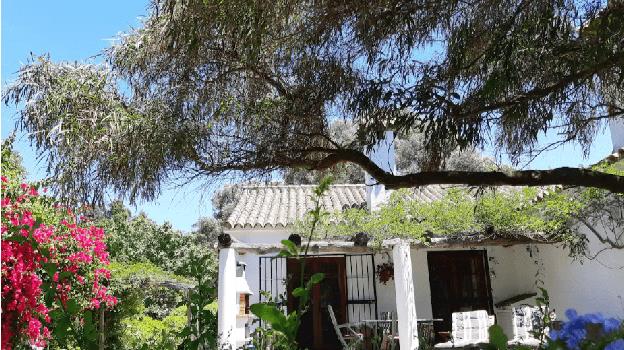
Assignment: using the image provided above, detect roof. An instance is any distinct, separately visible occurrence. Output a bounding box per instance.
[226,184,367,229]
[225,183,505,229]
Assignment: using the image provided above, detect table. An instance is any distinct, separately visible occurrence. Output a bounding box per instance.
[416,320,443,347]
[360,318,443,323]
[359,319,443,347]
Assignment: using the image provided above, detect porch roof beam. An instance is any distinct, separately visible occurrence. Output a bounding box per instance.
[231,241,377,254]
[229,237,551,254]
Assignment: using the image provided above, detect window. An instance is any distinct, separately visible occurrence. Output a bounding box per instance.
[239,294,250,315]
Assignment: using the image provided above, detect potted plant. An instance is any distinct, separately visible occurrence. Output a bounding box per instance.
[376,262,394,285]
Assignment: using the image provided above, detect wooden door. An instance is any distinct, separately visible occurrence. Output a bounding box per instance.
[287,257,348,350]
[427,250,493,340]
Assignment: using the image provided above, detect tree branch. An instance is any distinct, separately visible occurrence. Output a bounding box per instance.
[312,149,624,193]
[456,51,624,119]
[575,216,624,250]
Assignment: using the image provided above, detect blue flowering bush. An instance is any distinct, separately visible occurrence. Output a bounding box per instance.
[488,308,623,350]
[547,309,624,350]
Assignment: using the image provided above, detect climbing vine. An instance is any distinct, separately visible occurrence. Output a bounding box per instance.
[314,187,580,246]
[309,156,624,259]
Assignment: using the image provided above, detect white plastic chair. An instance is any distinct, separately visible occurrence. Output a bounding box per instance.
[327,305,363,349]
[507,304,544,347]
[434,310,494,348]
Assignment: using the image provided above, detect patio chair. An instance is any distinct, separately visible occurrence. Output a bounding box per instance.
[434,310,494,349]
[380,314,399,350]
[507,304,544,347]
[327,305,364,349]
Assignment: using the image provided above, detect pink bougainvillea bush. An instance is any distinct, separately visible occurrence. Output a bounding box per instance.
[1,175,117,350]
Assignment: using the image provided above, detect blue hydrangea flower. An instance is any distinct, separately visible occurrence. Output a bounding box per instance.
[603,318,622,333]
[605,339,624,350]
[549,309,623,350]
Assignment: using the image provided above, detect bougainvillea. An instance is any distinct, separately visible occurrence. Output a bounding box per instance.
[1,175,117,349]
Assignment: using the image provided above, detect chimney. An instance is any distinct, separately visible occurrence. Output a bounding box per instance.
[364,131,396,211]
[609,118,624,152]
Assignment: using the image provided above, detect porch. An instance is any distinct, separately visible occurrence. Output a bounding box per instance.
[218,235,547,350]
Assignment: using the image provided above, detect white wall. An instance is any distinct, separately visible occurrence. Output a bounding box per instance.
[372,252,397,317]
[410,249,434,318]
[228,228,291,244]
[540,225,624,318]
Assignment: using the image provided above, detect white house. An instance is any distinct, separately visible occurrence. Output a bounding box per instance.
[217,128,624,350]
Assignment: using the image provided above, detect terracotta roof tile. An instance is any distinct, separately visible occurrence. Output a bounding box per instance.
[226,184,366,229]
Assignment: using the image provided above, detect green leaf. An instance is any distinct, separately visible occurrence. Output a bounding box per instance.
[53,316,70,339]
[84,310,93,325]
[291,287,307,298]
[281,239,299,255]
[43,262,57,277]
[250,303,287,327]
[58,271,73,281]
[308,273,324,285]
[44,287,56,305]
[38,246,51,258]
[277,250,293,258]
[315,176,333,196]
[66,298,80,314]
[488,325,508,350]
[284,312,302,339]
[539,287,549,300]
[49,309,64,320]
[178,327,192,338]
[4,235,26,244]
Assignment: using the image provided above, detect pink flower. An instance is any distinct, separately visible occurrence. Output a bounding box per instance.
[2,173,116,349]
[67,251,93,264]
[20,212,35,228]
[90,298,101,309]
[105,295,118,307]
[27,317,42,342]
[95,268,111,279]
[1,197,11,207]
[33,226,54,243]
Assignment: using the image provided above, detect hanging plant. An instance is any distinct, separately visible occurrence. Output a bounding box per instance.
[376,262,394,285]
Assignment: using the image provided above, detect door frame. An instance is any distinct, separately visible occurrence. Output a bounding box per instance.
[427,249,494,337]
[287,256,348,350]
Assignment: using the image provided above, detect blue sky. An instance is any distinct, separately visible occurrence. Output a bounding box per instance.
[1,1,216,232]
[1,1,617,232]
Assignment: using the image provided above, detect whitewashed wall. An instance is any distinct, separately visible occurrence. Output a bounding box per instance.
[373,252,397,317]
[539,224,624,318]
[230,228,291,244]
